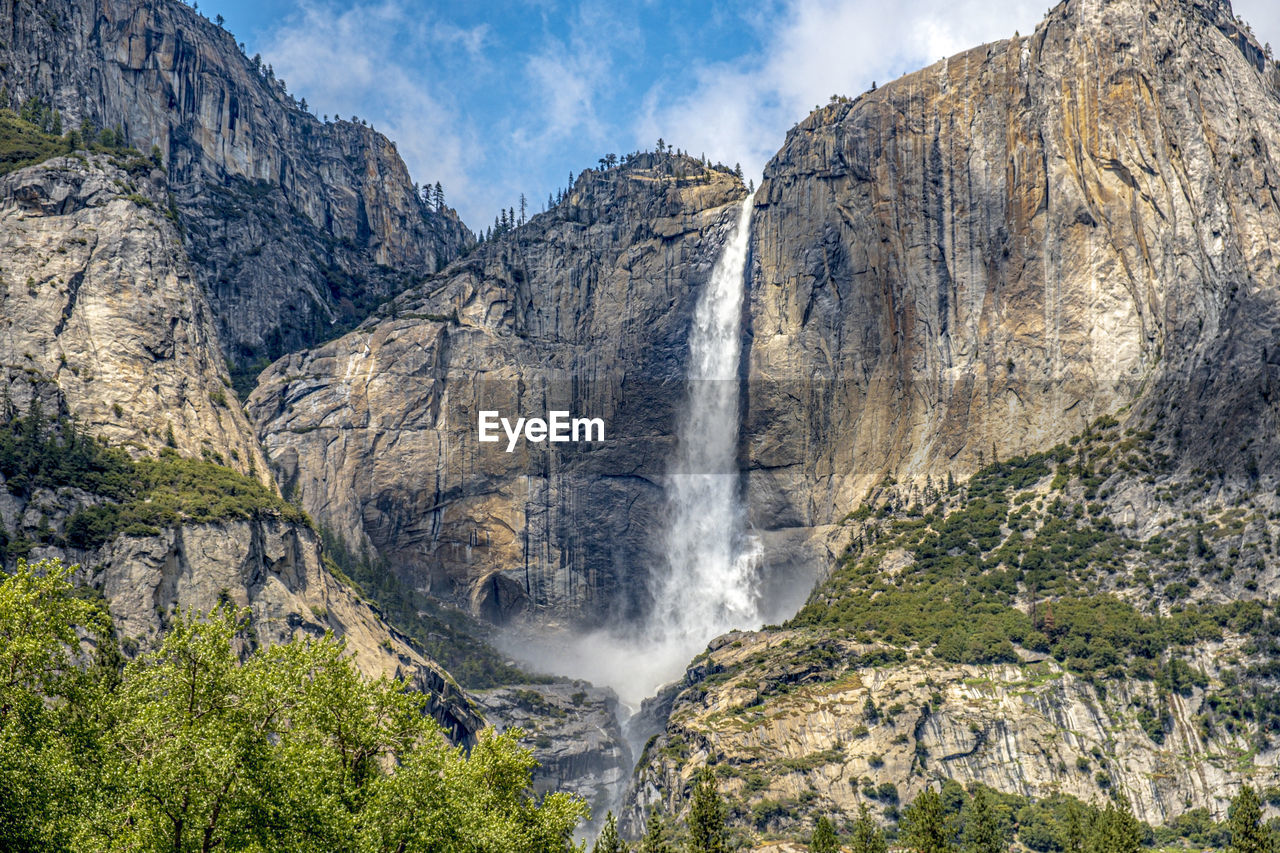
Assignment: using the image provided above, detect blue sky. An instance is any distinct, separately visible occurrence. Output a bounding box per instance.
[204,0,1280,231]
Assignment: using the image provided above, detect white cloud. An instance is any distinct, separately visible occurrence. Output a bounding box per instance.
[260,0,484,221]
[635,0,1044,184]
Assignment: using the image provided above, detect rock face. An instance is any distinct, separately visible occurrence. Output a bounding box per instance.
[622,629,1269,834]
[0,153,481,745]
[88,518,484,743]
[249,0,1280,630]
[744,0,1280,555]
[474,682,632,834]
[0,153,266,482]
[250,155,747,621]
[0,0,472,374]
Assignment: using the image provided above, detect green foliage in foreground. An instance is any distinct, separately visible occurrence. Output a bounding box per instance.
[0,406,305,555]
[0,405,527,691]
[0,558,586,853]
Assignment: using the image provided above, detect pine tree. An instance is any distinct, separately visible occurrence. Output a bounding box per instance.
[1086,796,1141,853]
[434,181,444,210]
[850,803,887,853]
[962,787,1001,853]
[687,767,727,853]
[903,786,955,853]
[1063,799,1085,853]
[640,810,669,853]
[639,810,669,853]
[811,815,838,853]
[1228,786,1274,853]
[594,811,626,853]
[519,193,527,225]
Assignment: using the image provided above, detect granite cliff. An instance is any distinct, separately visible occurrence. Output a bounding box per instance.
[0,145,481,745]
[0,0,471,383]
[250,154,748,622]
[625,0,1280,836]
[744,0,1280,558]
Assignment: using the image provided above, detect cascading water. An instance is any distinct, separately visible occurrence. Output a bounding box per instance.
[650,193,762,655]
[491,192,763,840]
[495,193,765,710]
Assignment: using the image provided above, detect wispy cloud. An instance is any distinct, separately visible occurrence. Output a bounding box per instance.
[260,0,484,219]
[635,0,1043,183]
[244,0,1280,233]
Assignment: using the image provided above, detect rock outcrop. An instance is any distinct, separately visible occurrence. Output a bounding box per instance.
[744,0,1280,546]
[0,0,472,375]
[474,682,632,834]
[622,629,1269,834]
[0,151,481,745]
[250,155,748,621]
[0,153,266,481]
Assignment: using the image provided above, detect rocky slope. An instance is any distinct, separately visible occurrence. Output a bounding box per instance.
[0,150,481,744]
[625,418,1280,835]
[0,0,471,379]
[475,682,632,835]
[250,154,748,622]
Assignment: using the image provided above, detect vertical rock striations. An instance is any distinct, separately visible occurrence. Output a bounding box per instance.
[745,0,1280,550]
[0,0,472,376]
[250,155,748,622]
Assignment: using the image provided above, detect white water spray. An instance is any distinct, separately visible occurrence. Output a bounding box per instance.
[651,194,762,647]
[493,194,763,710]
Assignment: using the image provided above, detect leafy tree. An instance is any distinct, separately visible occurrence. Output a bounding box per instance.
[903,786,955,853]
[0,558,106,851]
[810,815,838,853]
[1229,786,1274,853]
[0,564,586,853]
[687,767,726,853]
[850,802,887,853]
[963,786,1003,853]
[594,811,626,853]
[639,809,669,853]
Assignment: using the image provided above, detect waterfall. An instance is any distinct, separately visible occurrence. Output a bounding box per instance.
[491,193,763,711]
[652,193,762,645]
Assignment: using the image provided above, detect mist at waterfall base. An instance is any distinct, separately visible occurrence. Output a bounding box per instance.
[494,196,765,711]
